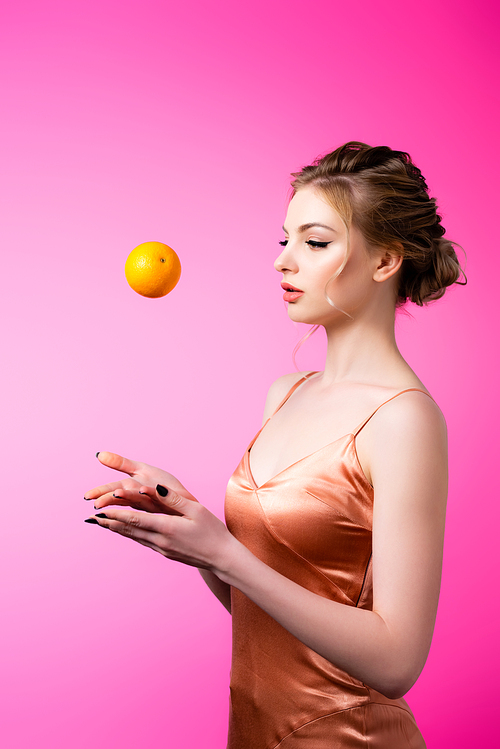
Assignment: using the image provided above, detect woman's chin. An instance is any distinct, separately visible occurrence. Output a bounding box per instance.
[287,304,351,327]
[287,307,322,325]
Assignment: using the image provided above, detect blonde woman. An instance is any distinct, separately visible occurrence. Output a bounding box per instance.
[85,142,465,748]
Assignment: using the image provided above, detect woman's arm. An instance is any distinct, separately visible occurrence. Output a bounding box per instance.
[88,392,447,700]
[198,569,231,613]
[214,391,448,699]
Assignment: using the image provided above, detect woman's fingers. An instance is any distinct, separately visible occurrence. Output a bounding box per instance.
[84,480,129,502]
[88,451,199,505]
[85,493,231,571]
[93,508,159,533]
[95,451,143,477]
[117,484,191,516]
[133,486,184,515]
[85,478,143,505]
[153,484,195,516]
[91,484,190,515]
[87,509,174,554]
[86,511,204,568]
[92,487,151,512]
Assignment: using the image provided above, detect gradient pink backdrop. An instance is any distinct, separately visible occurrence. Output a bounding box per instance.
[1,1,498,746]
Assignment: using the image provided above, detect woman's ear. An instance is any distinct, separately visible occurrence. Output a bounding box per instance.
[373,247,403,283]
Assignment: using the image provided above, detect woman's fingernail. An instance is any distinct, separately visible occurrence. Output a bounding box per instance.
[95,513,108,519]
[156,484,168,497]
[84,518,99,524]
[112,493,122,499]
[138,491,147,495]
[96,452,100,458]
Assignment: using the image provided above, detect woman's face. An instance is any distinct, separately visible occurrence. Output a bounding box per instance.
[275,186,377,326]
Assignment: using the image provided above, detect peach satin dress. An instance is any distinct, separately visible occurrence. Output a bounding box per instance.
[224,371,430,748]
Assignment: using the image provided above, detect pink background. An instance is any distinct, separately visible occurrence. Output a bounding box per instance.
[1,1,498,746]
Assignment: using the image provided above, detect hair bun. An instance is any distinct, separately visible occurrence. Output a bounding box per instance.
[403,237,467,306]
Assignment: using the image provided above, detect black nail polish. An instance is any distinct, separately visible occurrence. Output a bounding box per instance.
[138,491,147,495]
[96,452,100,458]
[156,484,168,497]
[95,513,108,519]
[84,518,99,524]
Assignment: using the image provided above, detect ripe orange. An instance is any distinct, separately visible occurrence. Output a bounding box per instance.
[125,241,181,298]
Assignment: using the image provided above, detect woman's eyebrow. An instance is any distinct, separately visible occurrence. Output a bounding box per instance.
[282,222,338,234]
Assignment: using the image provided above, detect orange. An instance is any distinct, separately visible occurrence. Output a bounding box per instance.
[125,241,181,298]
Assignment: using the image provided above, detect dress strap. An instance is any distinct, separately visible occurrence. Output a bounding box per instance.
[271,371,321,418]
[352,388,435,437]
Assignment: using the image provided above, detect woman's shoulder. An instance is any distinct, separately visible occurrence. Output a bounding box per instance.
[359,384,448,464]
[378,386,446,432]
[355,369,445,432]
[260,370,318,423]
[355,385,448,490]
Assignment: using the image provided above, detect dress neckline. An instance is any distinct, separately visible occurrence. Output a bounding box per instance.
[246,373,434,491]
[246,428,356,491]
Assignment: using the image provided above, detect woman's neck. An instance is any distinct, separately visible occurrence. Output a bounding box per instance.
[320,306,406,387]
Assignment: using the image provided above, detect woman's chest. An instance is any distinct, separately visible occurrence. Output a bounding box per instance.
[248,394,375,489]
[226,434,374,604]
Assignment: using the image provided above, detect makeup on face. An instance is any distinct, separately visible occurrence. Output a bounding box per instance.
[275,193,346,304]
[275,188,377,322]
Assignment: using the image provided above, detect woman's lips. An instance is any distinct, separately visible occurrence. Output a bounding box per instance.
[281,281,303,302]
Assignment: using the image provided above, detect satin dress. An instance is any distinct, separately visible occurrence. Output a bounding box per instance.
[224,371,431,748]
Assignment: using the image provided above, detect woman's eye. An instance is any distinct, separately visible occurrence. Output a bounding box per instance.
[278,239,331,248]
[306,240,331,248]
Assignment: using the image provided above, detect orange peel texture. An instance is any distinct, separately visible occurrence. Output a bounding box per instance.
[125,241,181,298]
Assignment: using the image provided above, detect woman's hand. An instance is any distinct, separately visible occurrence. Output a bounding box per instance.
[84,452,236,572]
[84,451,198,513]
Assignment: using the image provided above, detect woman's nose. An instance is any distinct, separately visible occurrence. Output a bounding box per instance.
[274,242,297,273]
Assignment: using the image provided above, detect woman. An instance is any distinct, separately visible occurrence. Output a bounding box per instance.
[84,142,466,748]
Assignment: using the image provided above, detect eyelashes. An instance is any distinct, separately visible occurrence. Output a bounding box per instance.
[278,240,331,248]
